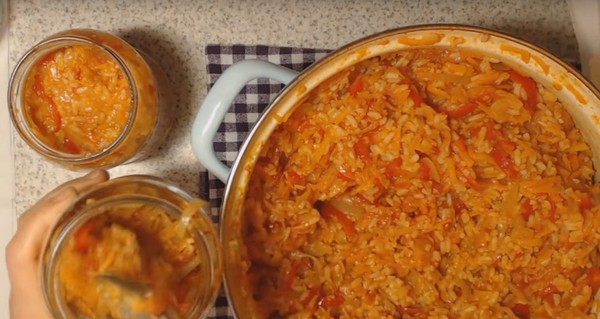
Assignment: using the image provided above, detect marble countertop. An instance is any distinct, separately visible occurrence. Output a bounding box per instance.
[1,0,580,315]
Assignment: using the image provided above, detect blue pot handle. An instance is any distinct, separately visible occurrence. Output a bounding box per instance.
[191,59,298,183]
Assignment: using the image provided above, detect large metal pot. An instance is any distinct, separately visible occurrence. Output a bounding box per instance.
[191,25,600,317]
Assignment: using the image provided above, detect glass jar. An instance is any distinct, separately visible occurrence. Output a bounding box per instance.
[8,29,173,169]
[42,175,222,319]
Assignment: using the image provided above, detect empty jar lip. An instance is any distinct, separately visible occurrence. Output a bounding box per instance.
[8,33,139,163]
[42,175,222,319]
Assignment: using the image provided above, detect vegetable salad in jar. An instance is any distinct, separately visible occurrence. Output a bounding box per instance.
[9,29,173,169]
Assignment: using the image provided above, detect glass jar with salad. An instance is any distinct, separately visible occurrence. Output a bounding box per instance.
[42,175,222,319]
[8,29,173,169]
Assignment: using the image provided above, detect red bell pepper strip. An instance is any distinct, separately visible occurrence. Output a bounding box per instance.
[294,118,312,132]
[320,201,358,237]
[354,134,374,161]
[63,137,80,154]
[460,169,481,190]
[421,163,431,180]
[48,99,62,132]
[521,198,534,221]
[510,303,530,319]
[535,283,560,300]
[579,194,593,210]
[587,267,600,292]
[385,157,404,179]
[348,74,365,96]
[338,165,356,182]
[490,143,519,179]
[451,193,468,215]
[444,102,478,119]
[318,289,345,308]
[454,135,468,153]
[509,70,538,114]
[409,84,422,108]
[279,265,297,293]
[34,74,45,97]
[40,52,56,66]
[287,169,306,185]
[302,286,321,307]
[74,220,99,254]
[34,73,62,132]
[536,192,558,222]
[398,305,426,317]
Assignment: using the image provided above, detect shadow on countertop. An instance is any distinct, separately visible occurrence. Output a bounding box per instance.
[114,27,208,195]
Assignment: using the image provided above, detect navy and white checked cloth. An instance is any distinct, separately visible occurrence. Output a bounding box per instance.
[201,44,329,318]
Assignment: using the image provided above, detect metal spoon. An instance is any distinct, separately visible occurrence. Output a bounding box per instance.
[95,273,179,319]
[95,273,151,297]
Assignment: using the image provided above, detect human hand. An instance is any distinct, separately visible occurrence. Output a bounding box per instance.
[6,170,109,319]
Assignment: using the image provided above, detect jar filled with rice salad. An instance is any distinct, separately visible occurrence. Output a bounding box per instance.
[42,175,222,319]
[8,29,173,169]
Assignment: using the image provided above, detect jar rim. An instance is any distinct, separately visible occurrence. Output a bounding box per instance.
[8,32,139,163]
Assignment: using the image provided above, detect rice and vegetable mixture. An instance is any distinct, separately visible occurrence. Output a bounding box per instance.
[59,204,205,318]
[243,48,600,318]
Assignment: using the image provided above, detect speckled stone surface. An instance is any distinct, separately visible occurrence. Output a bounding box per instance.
[8,0,578,214]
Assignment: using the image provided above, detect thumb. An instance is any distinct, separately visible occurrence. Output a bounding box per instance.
[7,170,109,265]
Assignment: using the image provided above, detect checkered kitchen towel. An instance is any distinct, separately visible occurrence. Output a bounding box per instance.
[201,45,330,318]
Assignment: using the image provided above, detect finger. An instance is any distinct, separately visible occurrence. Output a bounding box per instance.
[7,187,79,267]
[8,170,109,263]
[44,169,109,202]
[20,170,109,225]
